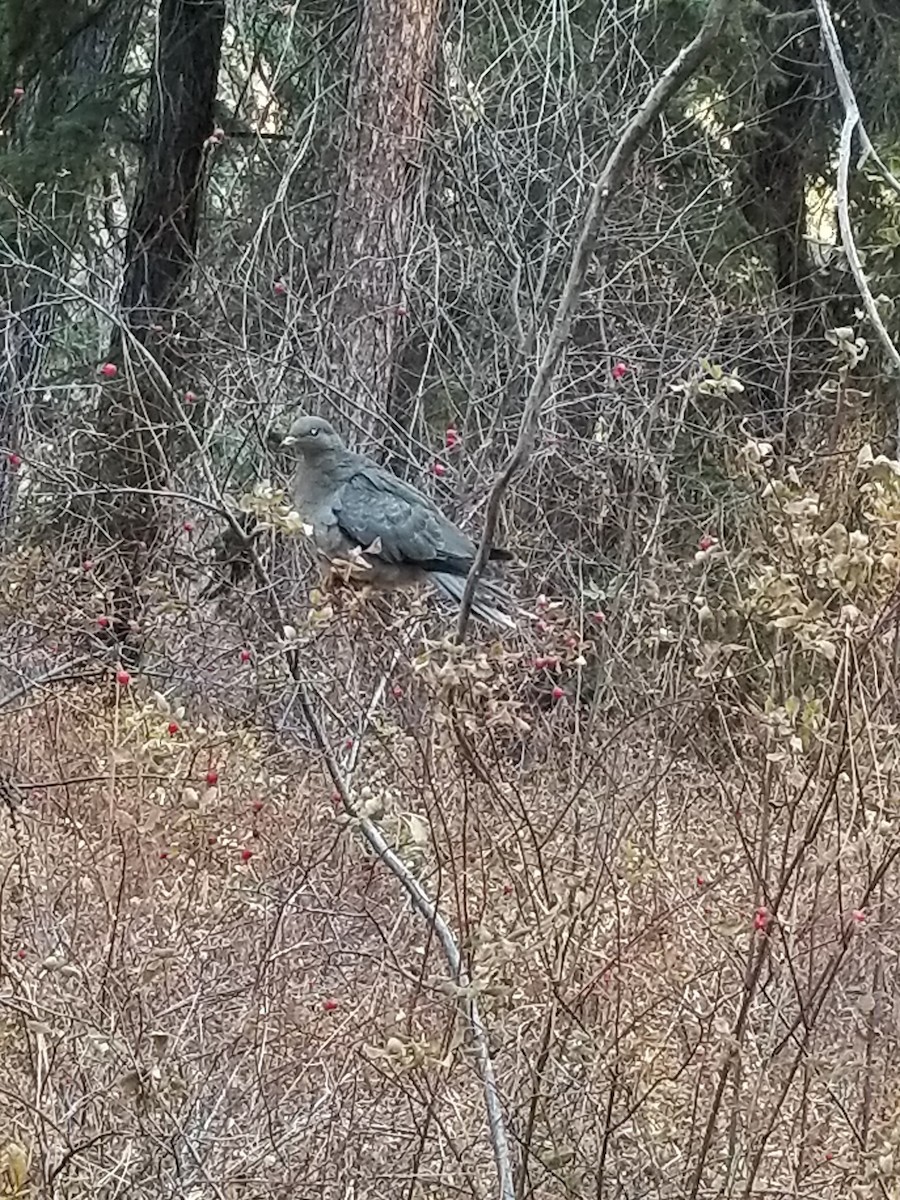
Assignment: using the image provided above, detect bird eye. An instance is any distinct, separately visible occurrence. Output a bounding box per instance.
[310,428,319,437]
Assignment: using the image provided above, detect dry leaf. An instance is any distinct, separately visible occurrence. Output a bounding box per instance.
[407,814,430,847]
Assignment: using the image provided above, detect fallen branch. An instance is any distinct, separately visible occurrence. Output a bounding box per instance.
[456,0,733,640]
[812,0,900,432]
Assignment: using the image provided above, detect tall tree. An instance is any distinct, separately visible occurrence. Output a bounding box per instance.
[733,2,821,311]
[96,0,225,636]
[314,0,443,440]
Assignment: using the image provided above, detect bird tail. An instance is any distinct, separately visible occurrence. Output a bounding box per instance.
[429,571,517,630]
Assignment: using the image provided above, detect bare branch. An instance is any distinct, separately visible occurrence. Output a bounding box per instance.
[175,375,518,1200]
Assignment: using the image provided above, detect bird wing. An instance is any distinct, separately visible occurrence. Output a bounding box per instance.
[333,464,475,574]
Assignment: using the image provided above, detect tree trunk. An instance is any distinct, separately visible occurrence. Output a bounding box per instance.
[316,0,443,442]
[736,1,820,307]
[114,0,225,346]
[95,0,225,644]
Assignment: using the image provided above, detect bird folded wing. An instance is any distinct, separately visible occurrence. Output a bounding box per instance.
[334,470,468,570]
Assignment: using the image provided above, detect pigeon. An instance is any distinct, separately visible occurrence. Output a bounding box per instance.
[282,414,515,628]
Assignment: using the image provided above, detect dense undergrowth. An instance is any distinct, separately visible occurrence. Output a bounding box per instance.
[3,333,900,1199]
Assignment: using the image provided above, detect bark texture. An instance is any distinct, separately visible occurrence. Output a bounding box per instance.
[96,0,225,651]
[318,0,442,441]
[98,0,224,534]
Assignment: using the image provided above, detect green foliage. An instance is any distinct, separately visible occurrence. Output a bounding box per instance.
[1,0,89,88]
[0,3,127,242]
[2,89,124,197]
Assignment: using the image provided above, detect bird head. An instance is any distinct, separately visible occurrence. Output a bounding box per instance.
[281,414,344,458]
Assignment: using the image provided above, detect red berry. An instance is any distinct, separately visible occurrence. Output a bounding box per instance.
[207,835,217,845]
[252,800,263,813]
[206,769,218,786]
[698,534,715,551]
[82,559,94,572]
[115,669,131,687]
[167,721,179,735]
[396,305,408,317]
[852,909,865,923]
[15,948,25,959]
[241,848,253,862]
[331,790,342,805]
[159,850,169,860]
[182,520,194,533]
[391,685,403,699]
[99,362,117,379]
[184,390,197,404]
[433,462,447,477]
[612,361,628,380]
[551,685,565,701]
[591,610,606,625]
[239,648,251,663]
[12,86,24,100]
[753,906,769,931]
[824,1152,833,1162]
[323,998,339,1012]
[273,280,287,296]
[97,615,110,628]
[445,427,459,450]
[8,452,21,469]
[696,875,705,888]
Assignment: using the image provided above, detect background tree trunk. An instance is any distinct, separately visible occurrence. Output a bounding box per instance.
[315,0,443,443]
[735,1,820,313]
[95,0,225,646]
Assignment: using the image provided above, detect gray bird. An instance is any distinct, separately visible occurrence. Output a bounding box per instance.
[282,414,515,628]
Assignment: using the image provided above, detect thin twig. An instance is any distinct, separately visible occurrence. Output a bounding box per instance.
[171,358,517,1199]
[455,0,733,641]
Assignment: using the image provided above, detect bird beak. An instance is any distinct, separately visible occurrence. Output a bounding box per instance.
[281,434,297,447]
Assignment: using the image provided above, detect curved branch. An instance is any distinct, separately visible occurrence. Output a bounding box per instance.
[455,0,733,640]
[812,0,900,431]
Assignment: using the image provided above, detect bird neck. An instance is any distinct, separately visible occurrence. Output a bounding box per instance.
[295,448,345,503]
